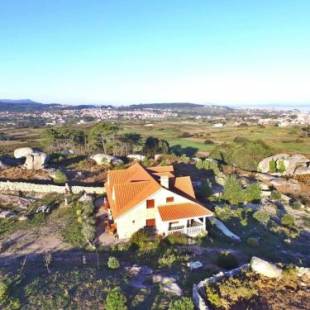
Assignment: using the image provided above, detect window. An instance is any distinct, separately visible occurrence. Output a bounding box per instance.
[166,196,174,203]
[146,199,155,208]
[146,218,156,227]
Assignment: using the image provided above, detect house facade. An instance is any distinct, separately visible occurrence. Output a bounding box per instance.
[106,162,213,239]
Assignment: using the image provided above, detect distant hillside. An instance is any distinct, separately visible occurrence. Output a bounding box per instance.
[0,99,62,112]
[128,102,204,110]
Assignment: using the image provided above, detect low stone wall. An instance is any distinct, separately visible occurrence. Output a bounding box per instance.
[0,181,105,195]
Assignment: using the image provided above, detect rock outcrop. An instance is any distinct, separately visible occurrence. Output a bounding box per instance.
[24,152,47,170]
[90,154,115,165]
[14,147,34,159]
[14,147,47,170]
[258,154,310,176]
[250,256,282,278]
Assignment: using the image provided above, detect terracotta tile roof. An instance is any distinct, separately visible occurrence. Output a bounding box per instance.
[158,203,213,221]
[153,171,175,178]
[147,165,174,173]
[173,176,196,199]
[107,163,161,218]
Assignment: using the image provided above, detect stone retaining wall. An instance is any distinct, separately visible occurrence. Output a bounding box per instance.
[0,181,105,195]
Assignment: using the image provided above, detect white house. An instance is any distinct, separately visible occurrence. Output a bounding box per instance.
[105,163,213,239]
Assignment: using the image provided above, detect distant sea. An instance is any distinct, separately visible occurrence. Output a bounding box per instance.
[229,104,310,112]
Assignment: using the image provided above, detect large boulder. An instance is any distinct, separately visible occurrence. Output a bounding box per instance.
[90,153,115,165]
[258,154,310,176]
[24,152,47,170]
[250,257,282,278]
[14,147,34,159]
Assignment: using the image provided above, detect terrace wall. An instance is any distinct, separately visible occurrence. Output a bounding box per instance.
[0,181,105,195]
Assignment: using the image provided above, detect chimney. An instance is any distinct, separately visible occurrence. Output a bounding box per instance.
[160,175,169,188]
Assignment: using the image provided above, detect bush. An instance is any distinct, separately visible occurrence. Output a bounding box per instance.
[105,288,127,310]
[168,297,194,310]
[165,233,188,245]
[53,169,68,184]
[158,249,177,267]
[130,228,160,252]
[291,201,301,210]
[243,183,261,202]
[246,237,259,247]
[270,190,281,200]
[281,214,295,228]
[277,160,286,173]
[253,210,270,225]
[217,251,238,269]
[107,256,120,269]
[0,281,9,301]
[269,159,277,173]
[222,175,244,205]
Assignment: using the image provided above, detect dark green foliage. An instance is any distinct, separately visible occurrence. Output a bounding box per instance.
[107,256,120,270]
[168,297,194,310]
[281,214,295,228]
[200,179,213,197]
[246,237,259,247]
[217,251,238,269]
[291,201,301,210]
[210,138,273,171]
[165,233,188,245]
[88,122,119,154]
[105,288,127,310]
[142,136,170,157]
[222,176,261,205]
[130,228,160,252]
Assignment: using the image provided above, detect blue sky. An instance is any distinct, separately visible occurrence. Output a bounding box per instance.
[0,0,309,105]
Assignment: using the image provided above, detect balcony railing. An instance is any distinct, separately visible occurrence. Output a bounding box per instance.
[167,223,205,237]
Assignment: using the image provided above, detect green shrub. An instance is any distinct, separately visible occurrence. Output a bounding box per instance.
[107,256,120,269]
[291,201,301,210]
[53,169,68,184]
[165,233,188,245]
[281,214,295,228]
[130,228,160,252]
[222,175,244,205]
[277,160,286,173]
[168,297,194,310]
[246,237,259,247]
[158,249,177,267]
[217,251,238,269]
[253,210,270,225]
[243,183,261,202]
[270,190,281,200]
[0,281,9,301]
[269,159,277,173]
[105,288,127,310]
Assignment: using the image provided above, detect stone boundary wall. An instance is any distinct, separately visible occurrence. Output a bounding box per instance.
[0,181,105,195]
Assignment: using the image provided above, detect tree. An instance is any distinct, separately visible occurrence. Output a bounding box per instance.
[88,122,119,154]
[222,175,244,205]
[105,288,127,310]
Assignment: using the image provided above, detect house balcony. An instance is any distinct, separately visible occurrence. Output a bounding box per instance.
[167,219,205,237]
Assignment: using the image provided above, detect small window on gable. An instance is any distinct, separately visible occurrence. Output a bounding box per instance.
[166,196,174,203]
[146,199,155,208]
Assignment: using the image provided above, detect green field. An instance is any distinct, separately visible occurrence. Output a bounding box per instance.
[1,121,309,156]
